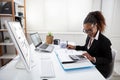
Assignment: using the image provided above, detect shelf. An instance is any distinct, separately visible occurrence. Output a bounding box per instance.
[0,0,26,66]
[0,53,16,59]
[0,29,8,32]
[0,14,25,19]
[18,5,24,8]
[15,16,25,19]
[0,0,11,2]
[0,42,14,45]
[0,14,13,17]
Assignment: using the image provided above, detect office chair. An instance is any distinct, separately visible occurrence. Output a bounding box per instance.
[106,49,116,80]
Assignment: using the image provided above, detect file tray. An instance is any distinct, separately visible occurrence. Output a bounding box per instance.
[55,50,95,71]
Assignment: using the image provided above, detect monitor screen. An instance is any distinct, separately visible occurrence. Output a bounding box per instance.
[5,21,31,72]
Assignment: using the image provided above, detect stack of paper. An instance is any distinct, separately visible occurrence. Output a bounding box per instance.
[55,49,95,71]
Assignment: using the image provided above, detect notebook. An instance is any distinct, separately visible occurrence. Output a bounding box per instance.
[30,32,54,52]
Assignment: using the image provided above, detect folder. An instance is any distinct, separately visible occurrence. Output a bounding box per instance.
[55,49,95,71]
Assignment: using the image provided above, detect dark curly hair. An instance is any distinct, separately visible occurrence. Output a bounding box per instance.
[83,11,106,32]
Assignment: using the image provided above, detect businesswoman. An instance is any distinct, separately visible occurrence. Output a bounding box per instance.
[67,11,112,78]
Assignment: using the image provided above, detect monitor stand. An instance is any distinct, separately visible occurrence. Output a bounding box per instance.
[15,59,26,69]
[15,57,36,71]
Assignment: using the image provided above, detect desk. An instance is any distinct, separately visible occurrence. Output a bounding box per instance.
[0,44,106,80]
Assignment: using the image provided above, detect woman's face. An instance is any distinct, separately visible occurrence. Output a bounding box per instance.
[83,23,98,37]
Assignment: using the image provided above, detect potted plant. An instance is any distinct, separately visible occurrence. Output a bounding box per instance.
[46,32,54,44]
[4,37,10,43]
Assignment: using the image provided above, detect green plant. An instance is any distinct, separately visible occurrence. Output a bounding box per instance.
[46,32,54,44]
[4,37,10,40]
[4,37,10,43]
[47,32,53,36]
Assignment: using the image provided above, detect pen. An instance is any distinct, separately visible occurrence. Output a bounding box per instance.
[62,61,76,64]
[66,41,68,47]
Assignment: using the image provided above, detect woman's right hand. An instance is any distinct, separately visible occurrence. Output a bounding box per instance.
[67,44,76,49]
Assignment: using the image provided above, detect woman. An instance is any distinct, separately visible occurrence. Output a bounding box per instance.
[67,11,112,78]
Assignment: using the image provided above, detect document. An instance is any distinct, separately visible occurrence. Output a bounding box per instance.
[55,49,94,71]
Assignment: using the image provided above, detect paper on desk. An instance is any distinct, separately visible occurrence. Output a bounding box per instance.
[55,49,83,62]
[56,51,73,62]
[55,49,95,70]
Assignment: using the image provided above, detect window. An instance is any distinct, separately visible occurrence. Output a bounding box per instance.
[26,0,95,32]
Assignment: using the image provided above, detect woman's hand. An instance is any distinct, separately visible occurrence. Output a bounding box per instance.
[82,53,96,63]
[67,44,76,49]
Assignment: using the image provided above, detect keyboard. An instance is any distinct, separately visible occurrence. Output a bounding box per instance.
[40,60,55,78]
[40,43,48,49]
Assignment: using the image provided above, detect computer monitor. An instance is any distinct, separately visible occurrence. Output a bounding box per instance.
[5,21,31,72]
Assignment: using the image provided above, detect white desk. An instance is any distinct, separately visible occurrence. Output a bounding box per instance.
[0,44,106,80]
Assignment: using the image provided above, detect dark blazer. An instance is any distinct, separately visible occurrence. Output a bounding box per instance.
[75,33,112,78]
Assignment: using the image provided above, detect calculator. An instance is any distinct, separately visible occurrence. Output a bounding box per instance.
[69,55,86,61]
